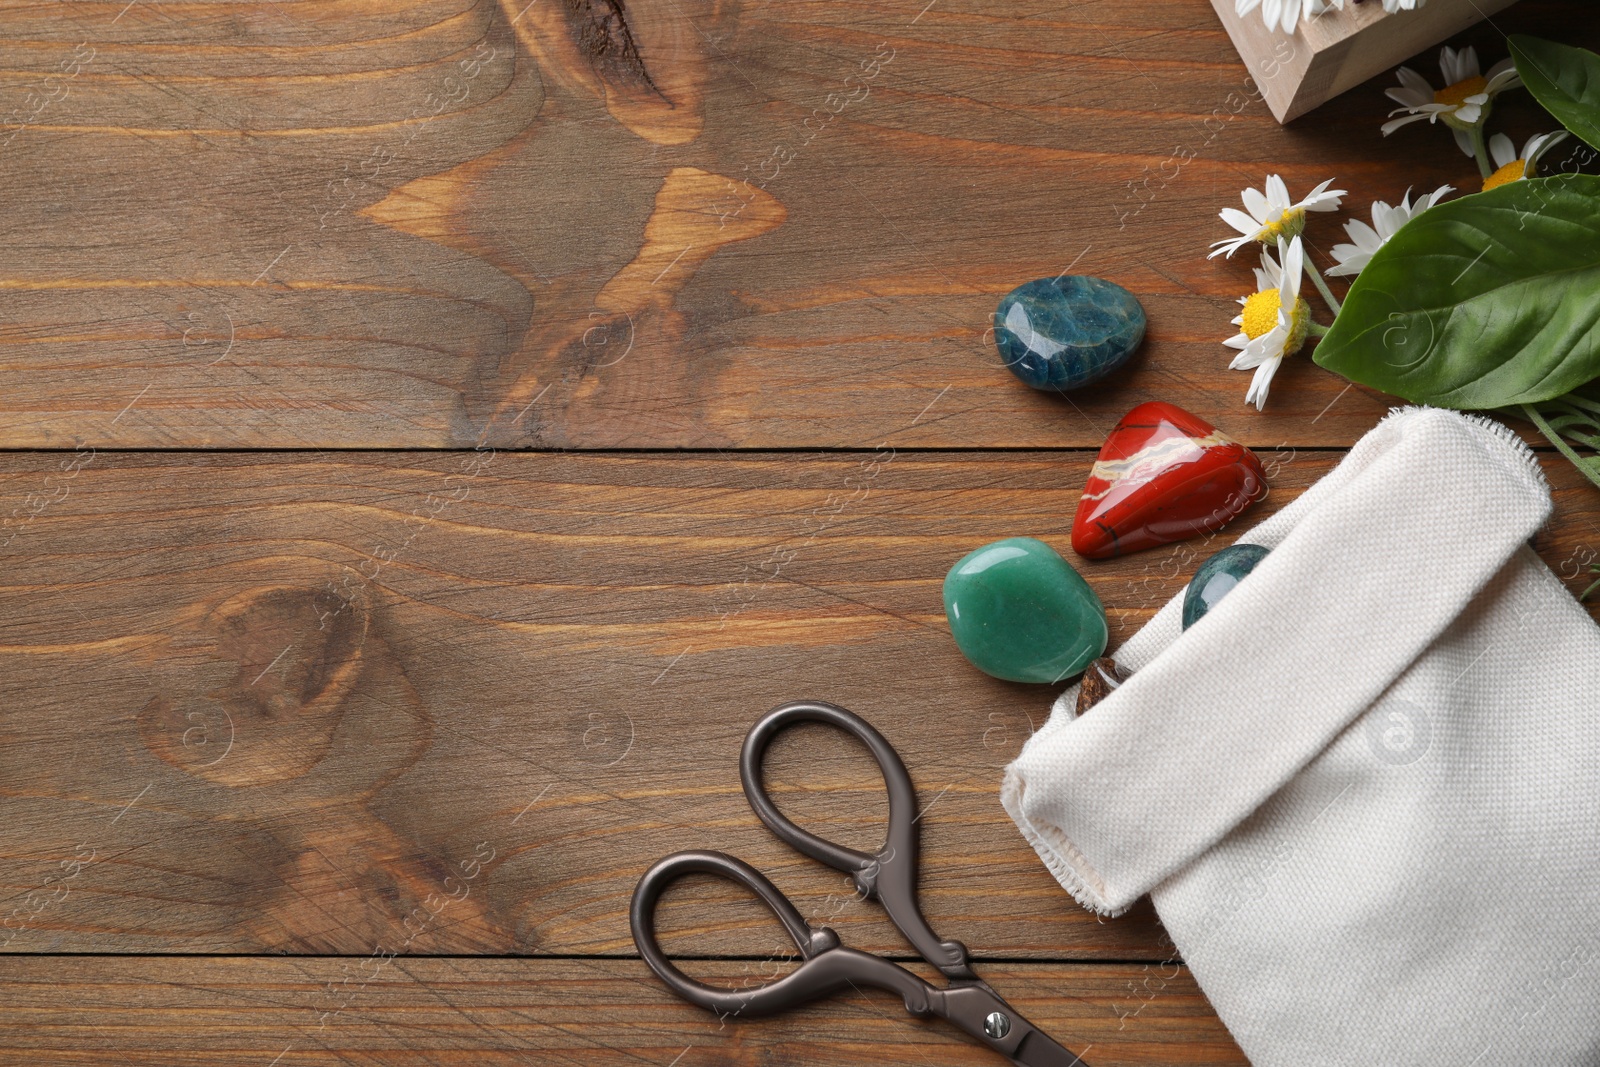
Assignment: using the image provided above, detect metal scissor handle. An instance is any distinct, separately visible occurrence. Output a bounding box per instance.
[630,850,940,1018]
[631,851,1092,1066]
[739,700,974,979]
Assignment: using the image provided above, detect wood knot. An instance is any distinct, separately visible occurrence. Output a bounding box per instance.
[138,582,369,787]
[562,0,663,95]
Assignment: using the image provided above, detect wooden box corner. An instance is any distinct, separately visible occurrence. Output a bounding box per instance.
[1209,0,1523,123]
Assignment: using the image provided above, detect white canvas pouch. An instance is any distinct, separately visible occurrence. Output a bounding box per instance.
[1001,407,1600,1066]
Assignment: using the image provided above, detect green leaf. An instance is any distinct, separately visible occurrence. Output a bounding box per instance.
[1313,175,1600,408]
[1510,35,1600,152]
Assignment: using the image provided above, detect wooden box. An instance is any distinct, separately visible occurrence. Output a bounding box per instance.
[1209,0,1523,123]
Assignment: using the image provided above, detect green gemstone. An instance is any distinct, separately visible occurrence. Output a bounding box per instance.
[1182,543,1270,630]
[943,537,1108,684]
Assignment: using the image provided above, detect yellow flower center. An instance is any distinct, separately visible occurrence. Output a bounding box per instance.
[1255,208,1304,243]
[1240,290,1282,340]
[1434,75,1487,109]
[1240,290,1312,355]
[1482,158,1528,192]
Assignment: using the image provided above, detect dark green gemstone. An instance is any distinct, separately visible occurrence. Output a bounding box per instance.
[1182,543,1270,630]
[943,537,1108,684]
[994,276,1146,392]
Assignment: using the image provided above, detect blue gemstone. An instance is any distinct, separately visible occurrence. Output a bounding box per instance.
[1182,543,1270,630]
[994,276,1146,392]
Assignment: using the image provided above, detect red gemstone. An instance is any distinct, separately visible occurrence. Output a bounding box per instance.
[1071,402,1267,559]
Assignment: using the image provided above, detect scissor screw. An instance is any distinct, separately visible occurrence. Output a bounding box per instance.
[984,1011,1010,1039]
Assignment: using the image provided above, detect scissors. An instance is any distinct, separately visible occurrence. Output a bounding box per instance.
[631,700,1091,1067]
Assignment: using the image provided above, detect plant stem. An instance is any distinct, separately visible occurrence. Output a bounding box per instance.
[1469,124,1493,180]
[1303,259,1342,317]
[1520,402,1600,493]
[1306,320,1329,337]
[1557,391,1600,419]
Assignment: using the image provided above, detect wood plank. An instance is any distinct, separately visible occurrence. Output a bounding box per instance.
[0,956,1247,1065]
[0,0,1592,448]
[2,449,1596,958]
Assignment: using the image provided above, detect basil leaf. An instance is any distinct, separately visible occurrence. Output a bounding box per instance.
[1510,35,1600,151]
[1313,175,1600,408]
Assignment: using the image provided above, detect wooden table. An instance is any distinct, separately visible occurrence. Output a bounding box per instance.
[1,1,1595,1062]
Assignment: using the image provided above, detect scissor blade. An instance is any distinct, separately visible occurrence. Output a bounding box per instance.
[1010,1029,1091,1067]
[938,985,1090,1067]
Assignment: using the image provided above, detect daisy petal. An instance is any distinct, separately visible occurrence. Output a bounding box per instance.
[1208,234,1254,259]
[1240,186,1270,222]
[1381,112,1432,135]
[1385,87,1434,109]
[1488,132,1515,169]
[1528,130,1569,170]
[1439,46,1460,85]
[1244,357,1282,410]
[1395,67,1434,96]
[1342,218,1381,249]
[1220,206,1262,236]
[1280,236,1303,303]
[1264,174,1290,211]
[1229,344,1269,370]
[1387,101,1450,116]
[1487,69,1522,94]
[1259,245,1283,288]
[1325,247,1369,277]
[1373,201,1401,238]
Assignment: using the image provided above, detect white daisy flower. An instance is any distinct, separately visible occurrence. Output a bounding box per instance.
[1483,130,1570,191]
[1208,175,1345,259]
[1326,184,1453,277]
[1223,236,1311,410]
[1234,0,1343,34]
[1382,46,1521,156]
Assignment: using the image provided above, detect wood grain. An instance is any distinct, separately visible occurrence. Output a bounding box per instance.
[0,0,1592,448]
[0,956,1247,1065]
[2,450,1596,960]
[4,0,1599,1052]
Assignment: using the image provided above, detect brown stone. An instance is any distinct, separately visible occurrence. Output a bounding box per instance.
[1075,657,1134,716]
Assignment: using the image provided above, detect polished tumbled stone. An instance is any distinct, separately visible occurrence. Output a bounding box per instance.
[1070,401,1268,560]
[1182,543,1270,630]
[1074,656,1133,716]
[943,537,1108,684]
[994,276,1146,392]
